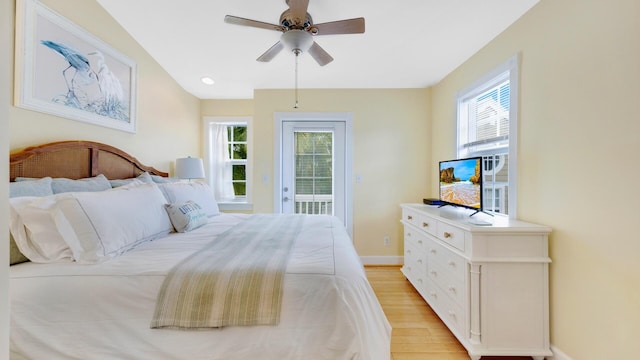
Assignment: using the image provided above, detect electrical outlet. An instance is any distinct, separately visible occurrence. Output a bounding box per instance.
[383,236,390,246]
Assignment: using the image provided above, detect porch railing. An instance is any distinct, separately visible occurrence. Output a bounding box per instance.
[294,194,333,215]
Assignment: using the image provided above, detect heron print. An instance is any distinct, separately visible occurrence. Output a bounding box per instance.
[40,40,128,121]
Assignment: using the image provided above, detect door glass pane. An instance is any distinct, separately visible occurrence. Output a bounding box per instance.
[294,131,333,215]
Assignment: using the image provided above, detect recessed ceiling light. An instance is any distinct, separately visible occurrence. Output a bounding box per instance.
[201,76,215,85]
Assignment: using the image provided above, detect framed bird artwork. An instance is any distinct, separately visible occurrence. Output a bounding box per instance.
[15,0,137,133]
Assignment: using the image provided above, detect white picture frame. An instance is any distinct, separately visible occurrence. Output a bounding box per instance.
[15,0,137,133]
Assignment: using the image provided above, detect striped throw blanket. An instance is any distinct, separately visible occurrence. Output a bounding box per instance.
[151,214,305,329]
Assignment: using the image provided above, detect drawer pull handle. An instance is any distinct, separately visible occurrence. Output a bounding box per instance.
[417,240,423,244]
[443,232,452,238]
[407,232,412,237]
[406,250,411,255]
[422,222,429,228]
[448,260,456,267]
[430,249,436,254]
[417,259,422,264]
[430,292,437,298]
[448,285,456,293]
[407,215,413,220]
[448,311,456,319]
[430,270,437,276]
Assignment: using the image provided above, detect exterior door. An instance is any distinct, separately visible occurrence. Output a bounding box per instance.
[275,113,352,235]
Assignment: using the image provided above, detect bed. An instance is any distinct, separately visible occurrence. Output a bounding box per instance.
[9,140,391,360]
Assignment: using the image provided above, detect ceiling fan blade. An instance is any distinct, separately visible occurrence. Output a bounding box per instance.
[257,41,285,62]
[288,0,310,25]
[224,15,285,32]
[307,42,333,66]
[313,17,365,35]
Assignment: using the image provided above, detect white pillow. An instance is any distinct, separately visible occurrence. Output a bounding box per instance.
[158,182,220,217]
[165,200,208,233]
[53,182,173,263]
[9,195,74,263]
[109,172,153,188]
[15,175,111,193]
[9,177,53,198]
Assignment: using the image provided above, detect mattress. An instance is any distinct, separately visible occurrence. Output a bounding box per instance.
[10,213,391,360]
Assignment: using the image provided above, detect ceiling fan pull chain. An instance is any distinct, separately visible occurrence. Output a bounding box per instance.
[294,49,300,108]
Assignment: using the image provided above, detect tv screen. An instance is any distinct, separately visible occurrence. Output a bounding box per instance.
[439,157,483,211]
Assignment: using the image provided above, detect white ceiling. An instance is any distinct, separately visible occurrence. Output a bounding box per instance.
[96,0,539,99]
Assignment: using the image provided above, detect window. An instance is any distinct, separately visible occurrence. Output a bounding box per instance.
[456,55,519,217]
[294,131,333,215]
[204,116,252,211]
[228,125,247,197]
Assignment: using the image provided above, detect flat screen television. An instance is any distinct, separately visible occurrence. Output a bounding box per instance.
[439,157,484,216]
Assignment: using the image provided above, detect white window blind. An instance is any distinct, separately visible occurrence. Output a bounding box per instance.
[456,55,519,217]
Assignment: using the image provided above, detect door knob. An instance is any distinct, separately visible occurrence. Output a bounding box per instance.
[283,197,290,202]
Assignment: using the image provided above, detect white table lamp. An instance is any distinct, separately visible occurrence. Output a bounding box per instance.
[175,157,205,181]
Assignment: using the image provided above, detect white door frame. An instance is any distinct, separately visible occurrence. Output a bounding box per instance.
[274,112,353,236]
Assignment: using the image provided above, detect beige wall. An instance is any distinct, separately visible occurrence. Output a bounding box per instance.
[431,0,640,358]
[1,0,11,358]
[10,0,201,173]
[203,88,431,257]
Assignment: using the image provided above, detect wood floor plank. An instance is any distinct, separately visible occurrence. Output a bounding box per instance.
[366,266,535,360]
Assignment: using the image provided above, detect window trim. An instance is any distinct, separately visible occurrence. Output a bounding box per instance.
[203,116,253,211]
[455,54,519,219]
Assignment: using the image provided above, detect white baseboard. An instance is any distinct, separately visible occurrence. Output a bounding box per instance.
[360,256,403,265]
[550,345,573,360]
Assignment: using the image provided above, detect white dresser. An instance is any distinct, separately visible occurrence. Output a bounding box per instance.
[401,204,552,360]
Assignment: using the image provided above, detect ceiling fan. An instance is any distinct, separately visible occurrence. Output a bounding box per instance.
[224,0,365,66]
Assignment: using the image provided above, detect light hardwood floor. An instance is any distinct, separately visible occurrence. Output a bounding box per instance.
[365,266,532,360]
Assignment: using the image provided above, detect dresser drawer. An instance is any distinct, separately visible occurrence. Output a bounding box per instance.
[403,208,437,236]
[437,221,466,251]
[423,279,465,336]
[427,239,466,282]
[404,227,428,253]
[402,261,427,293]
[427,262,465,307]
[404,240,427,273]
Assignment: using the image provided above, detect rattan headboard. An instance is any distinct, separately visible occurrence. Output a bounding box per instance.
[10,140,168,181]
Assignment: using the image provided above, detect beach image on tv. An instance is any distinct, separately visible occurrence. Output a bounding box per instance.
[439,158,481,209]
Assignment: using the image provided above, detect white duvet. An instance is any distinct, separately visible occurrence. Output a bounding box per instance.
[10,214,391,360]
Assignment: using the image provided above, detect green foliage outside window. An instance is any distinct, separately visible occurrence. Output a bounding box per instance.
[227,125,247,196]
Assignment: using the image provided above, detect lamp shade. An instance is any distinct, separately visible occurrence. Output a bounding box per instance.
[175,157,205,180]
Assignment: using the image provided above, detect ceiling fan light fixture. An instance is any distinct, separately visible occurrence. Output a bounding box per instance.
[281,29,313,52]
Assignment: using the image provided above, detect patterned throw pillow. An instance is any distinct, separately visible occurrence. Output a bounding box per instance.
[164,200,208,233]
